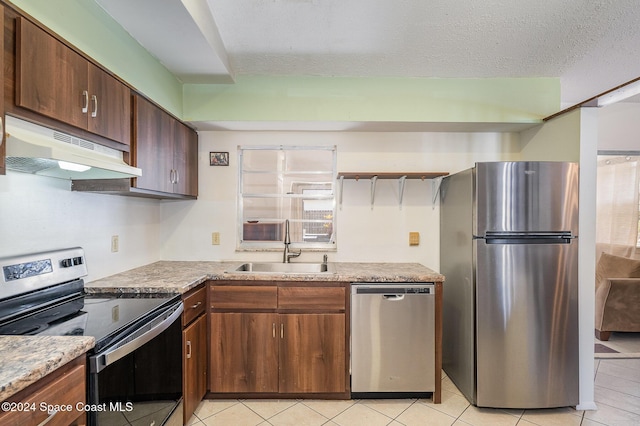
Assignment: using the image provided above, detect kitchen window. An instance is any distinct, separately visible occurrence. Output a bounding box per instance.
[238,146,337,250]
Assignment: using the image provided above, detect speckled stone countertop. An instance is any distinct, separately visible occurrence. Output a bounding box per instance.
[85,261,445,294]
[0,335,95,402]
[0,262,441,402]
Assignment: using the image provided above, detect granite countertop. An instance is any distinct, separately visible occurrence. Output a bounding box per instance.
[0,261,442,403]
[0,335,95,402]
[84,261,445,294]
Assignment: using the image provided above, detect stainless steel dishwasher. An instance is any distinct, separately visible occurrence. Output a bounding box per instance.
[351,282,435,398]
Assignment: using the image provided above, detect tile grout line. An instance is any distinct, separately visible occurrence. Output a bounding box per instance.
[240,399,299,423]
[356,397,416,423]
[300,399,356,423]
[193,400,242,423]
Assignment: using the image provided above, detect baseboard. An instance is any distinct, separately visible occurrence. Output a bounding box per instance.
[577,401,598,411]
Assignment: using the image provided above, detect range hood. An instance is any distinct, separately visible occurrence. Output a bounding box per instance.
[4,115,142,180]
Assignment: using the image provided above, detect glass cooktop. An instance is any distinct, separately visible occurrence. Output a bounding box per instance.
[0,293,180,351]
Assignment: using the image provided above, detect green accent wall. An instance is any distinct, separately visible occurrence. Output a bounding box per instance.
[183,76,560,124]
[9,0,184,116]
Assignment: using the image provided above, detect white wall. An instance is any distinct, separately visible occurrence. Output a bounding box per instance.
[597,102,640,151]
[0,172,162,282]
[160,131,521,271]
[2,123,597,408]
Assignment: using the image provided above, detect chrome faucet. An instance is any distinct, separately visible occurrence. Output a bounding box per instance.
[283,219,301,263]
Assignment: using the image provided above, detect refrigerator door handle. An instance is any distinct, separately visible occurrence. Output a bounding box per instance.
[485,237,574,244]
[483,231,575,244]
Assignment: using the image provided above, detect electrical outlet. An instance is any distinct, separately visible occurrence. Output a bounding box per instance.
[212,232,220,245]
[409,232,420,246]
[111,235,119,252]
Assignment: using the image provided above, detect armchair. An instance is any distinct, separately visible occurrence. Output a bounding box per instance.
[594,253,640,341]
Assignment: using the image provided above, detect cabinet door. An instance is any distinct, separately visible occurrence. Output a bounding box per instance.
[0,358,86,426]
[174,120,198,197]
[133,95,174,193]
[183,315,207,424]
[16,17,87,130]
[210,312,279,393]
[87,63,131,145]
[279,313,346,393]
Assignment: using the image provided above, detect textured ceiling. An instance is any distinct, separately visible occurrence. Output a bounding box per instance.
[96,0,640,107]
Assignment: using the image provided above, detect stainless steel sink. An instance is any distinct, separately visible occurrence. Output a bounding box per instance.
[229,262,336,274]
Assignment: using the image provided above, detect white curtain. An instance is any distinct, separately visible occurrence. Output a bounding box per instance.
[596,156,640,260]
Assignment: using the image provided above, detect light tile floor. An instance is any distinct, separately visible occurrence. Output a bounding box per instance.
[188,333,640,426]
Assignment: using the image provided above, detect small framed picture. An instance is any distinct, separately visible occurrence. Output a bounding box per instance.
[210,152,229,166]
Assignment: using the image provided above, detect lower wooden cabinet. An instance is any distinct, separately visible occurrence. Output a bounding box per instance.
[182,285,207,423]
[0,356,86,426]
[279,313,345,393]
[208,281,349,397]
[210,312,279,393]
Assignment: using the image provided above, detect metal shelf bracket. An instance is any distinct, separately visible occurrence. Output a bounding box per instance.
[338,175,344,210]
[431,176,444,209]
[398,175,407,209]
[370,175,378,209]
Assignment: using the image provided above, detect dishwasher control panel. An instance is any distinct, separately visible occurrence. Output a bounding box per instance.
[352,282,435,295]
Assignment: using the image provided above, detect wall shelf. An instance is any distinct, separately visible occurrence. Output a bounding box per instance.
[337,172,449,209]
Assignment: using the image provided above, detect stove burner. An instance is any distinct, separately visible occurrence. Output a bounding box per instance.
[0,321,48,335]
[0,298,85,335]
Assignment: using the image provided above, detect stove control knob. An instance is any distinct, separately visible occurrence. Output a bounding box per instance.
[73,257,84,265]
[60,258,73,268]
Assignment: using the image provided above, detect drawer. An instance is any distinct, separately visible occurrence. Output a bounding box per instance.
[183,285,206,325]
[210,285,277,310]
[278,286,345,311]
[0,362,85,426]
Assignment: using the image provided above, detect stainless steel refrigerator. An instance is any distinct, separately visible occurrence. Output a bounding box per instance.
[440,161,579,409]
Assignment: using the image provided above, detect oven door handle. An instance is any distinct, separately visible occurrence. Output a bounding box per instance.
[90,301,183,373]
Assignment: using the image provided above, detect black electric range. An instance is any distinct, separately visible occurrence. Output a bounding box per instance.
[0,248,178,351]
[0,247,184,426]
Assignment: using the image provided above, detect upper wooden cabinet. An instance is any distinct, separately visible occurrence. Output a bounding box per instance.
[174,119,199,197]
[133,95,198,197]
[15,17,131,146]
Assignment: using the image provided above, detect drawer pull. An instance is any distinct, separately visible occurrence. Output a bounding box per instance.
[37,409,58,426]
[191,301,202,309]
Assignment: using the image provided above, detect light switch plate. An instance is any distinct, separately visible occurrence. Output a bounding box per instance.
[212,232,220,245]
[409,232,420,246]
[111,235,119,252]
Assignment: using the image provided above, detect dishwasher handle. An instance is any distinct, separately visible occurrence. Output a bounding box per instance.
[383,294,405,301]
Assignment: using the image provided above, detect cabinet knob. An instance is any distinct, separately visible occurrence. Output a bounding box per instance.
[186,340,192,359]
